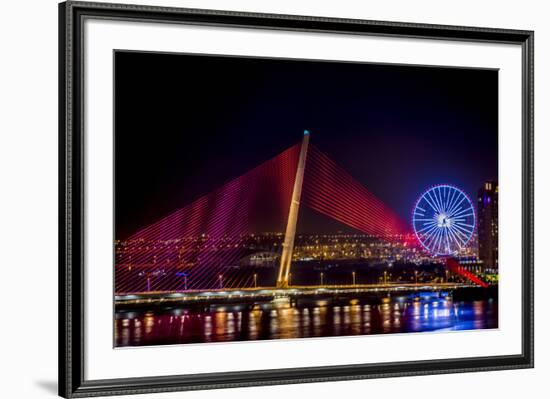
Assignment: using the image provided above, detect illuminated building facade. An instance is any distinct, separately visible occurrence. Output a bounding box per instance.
[477,181,498,271]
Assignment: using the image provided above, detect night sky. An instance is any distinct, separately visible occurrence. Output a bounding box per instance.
[115,51,498,240]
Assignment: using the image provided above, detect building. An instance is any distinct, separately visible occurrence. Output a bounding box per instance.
[477,181,498,272]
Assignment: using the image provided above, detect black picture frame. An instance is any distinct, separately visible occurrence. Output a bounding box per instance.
[59,1,534,397]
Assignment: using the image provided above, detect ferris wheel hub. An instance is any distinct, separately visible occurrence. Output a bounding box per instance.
[436,213,452,228]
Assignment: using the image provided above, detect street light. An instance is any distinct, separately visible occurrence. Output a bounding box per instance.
[289,273,292,286]
[352,271,356,286]
[384,270,387,285]
[218,274,223,289]
[414,270,418,285]
[320,272,325,286]
[253,273,258,288]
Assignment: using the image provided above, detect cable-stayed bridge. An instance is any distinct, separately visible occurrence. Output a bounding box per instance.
[115,132,486,296]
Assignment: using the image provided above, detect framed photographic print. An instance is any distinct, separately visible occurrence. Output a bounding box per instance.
[59,1,534,397]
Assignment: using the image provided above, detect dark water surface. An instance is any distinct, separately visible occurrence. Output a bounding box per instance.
[115,294,498,347]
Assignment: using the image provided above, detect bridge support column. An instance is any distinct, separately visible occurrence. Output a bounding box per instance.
[277,131,310,288]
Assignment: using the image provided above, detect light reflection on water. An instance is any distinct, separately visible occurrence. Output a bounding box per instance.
[115,296,498,347]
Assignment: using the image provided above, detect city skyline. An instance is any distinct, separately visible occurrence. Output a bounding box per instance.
[114,135,495,293]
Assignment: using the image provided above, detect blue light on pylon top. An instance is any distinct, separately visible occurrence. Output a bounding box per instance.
[304,130,310,135]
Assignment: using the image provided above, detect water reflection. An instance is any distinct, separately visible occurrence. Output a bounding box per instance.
[115,295,498,347]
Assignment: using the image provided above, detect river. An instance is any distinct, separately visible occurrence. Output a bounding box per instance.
[115,291,497,347]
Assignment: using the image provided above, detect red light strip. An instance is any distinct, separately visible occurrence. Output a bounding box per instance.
[445,258,489,288]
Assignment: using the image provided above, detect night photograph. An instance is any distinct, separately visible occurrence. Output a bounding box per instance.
[113,51,499,347]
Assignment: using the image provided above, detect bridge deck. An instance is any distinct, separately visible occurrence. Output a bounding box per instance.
[115,282,487,307]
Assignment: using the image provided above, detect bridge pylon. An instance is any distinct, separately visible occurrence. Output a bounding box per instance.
[276,131,310,288]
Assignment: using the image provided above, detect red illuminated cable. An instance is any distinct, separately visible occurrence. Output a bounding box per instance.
[303,176,406,236]
[304,146,408,233]
[306,146,401,222]
[303,178,404,235]
[116,143,299,293]
[304,164,404,234]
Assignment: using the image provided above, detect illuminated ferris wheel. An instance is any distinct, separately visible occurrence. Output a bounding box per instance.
[412,184,476,256]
